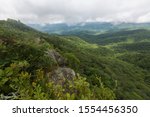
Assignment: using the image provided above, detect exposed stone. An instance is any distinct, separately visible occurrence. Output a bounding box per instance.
[45,49,66,66]
[49,67,76,85]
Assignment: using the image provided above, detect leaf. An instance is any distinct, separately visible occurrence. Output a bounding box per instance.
[0,78,9,87]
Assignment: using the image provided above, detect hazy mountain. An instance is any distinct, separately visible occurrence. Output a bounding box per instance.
[29,22,150,34]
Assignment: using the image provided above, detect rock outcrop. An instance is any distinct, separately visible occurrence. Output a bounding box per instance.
[46,49,76,85]
[48,67,76,85]
[45,49,66,66]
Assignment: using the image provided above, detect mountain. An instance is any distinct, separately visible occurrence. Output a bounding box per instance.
[61,28,150,71]
[29,22,114,34]
[64,29,150,45]
[43,34,150,99]
[0,19,115,100]
[0,19,150,100]
[29,22,150,34]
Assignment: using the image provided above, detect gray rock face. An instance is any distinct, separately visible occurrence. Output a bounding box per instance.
[45,49,66,66]
[49,67,76,85]
[45,49,76,85]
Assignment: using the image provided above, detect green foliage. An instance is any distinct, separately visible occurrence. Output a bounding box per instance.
[117,52,150,71]
[0,63,115,100]
[63,53,80,71]
[0,61,31,97]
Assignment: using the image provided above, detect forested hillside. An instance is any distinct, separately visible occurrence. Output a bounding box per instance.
[0,19,115,100]
[0,19,150,100]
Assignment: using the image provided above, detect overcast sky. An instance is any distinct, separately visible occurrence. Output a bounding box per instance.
[0,0,150,24]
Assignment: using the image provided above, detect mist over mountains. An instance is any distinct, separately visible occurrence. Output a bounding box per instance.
[29,22,150,34]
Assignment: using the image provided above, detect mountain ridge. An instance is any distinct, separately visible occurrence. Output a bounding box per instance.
[28,22,150,34]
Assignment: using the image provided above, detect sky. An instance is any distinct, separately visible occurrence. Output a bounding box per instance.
[0,0,150,24]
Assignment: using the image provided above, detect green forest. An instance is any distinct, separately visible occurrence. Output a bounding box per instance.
[0,19,150,100]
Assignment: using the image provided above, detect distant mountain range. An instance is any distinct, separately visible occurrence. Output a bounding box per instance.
[28,22,150,34]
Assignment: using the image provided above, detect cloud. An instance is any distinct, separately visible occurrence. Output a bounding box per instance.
[0,0,150,24]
